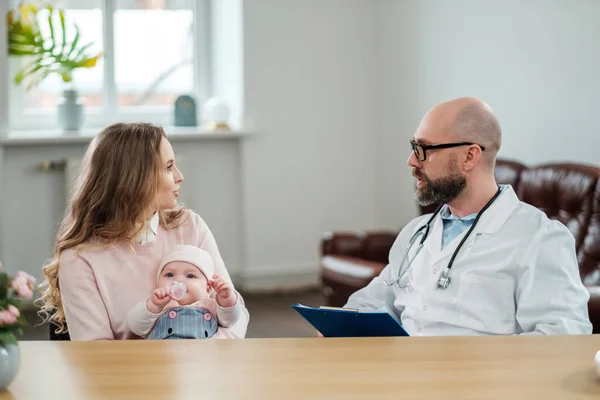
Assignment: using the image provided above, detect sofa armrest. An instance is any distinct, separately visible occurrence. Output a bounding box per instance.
[587,286,600,334]
[321,230,398,264]
[320,255,387,307]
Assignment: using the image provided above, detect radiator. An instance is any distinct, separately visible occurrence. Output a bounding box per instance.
[65,158,82,201]
[36,158,81,202]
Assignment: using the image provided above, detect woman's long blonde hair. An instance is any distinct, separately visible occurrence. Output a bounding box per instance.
[39,122,184,333]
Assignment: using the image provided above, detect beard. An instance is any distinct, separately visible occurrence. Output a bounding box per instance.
[414,164,467,207]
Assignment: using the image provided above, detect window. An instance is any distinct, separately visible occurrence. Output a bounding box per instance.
[7,0,210,130]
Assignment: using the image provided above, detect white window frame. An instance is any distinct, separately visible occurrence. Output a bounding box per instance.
[4,0,212,132]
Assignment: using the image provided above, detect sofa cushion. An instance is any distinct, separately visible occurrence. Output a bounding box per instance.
[579,180,600,285]
[321,255,379,279]
[517,163,598,252]
[320,255,386,308]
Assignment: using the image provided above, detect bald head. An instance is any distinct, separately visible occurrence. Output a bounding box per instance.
[424,97,502,168]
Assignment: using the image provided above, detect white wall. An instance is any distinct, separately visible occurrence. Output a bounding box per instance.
[376,0,600,228]
[239,0,379,289]
[374,0,422,229]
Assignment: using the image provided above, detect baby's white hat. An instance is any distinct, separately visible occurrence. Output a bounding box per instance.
[157,245,214,283]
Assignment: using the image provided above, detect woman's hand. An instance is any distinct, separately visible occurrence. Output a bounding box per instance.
[146,287,172,314]
[212,274,237,308]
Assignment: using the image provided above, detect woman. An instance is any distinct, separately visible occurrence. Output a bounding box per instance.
[39,122,249,340]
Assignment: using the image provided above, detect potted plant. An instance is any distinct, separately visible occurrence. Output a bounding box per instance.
[0,263,35,390]
[6,1,103,131]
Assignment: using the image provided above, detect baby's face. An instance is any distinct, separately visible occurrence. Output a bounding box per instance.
[158,261,211,305]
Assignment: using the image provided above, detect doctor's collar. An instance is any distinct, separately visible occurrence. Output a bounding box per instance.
[440,205,477,221]
[440,185,509,221]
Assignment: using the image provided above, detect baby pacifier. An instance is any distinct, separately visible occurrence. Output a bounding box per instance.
[169,281,187,300]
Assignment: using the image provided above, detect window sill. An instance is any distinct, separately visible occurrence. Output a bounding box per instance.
[0,126,254,147]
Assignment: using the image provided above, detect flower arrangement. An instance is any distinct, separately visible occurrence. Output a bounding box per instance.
[6,1,103,90]
[0,263,36,345]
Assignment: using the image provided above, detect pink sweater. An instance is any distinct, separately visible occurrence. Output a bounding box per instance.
[58,210,249,340]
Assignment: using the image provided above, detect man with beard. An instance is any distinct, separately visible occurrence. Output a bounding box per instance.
[344,97,592,335]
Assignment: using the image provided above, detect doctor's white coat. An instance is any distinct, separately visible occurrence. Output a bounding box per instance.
[345,185,593,335]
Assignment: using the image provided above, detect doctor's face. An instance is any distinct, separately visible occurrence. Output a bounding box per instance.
[407,115,467,206]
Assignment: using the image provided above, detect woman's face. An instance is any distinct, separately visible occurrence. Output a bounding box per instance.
[157,137,184,210]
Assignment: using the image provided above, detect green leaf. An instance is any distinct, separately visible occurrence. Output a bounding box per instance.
[0,274,9,299]
[8,33,32,44]
[72,42,93,62]
[65,23,80,59]
[16,315,27,327]
[60,69,73,83]
[8,3,102,89]
[26,69,51,90]
[9,296,21,307]
[9,49,34,56]
[0,331,17,346]
[12,58,43,84]
[59,10,67,58]
[46,9,57,56]
[8,44,40,56]
[47,10,55,50]
[14,71,26,85]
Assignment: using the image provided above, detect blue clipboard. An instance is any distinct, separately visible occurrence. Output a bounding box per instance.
[291,304,409,337]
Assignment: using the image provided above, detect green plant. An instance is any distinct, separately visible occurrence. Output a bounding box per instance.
[6,1,103,90]
[0,264,35,345]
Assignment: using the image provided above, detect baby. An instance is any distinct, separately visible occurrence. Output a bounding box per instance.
[128,245,243,339]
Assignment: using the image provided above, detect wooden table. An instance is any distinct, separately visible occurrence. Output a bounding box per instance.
[1,335,599,399]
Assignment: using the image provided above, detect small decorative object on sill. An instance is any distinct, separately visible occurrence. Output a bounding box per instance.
[6,2,103,132]
[0,262,36,391]
[173,95,197,127]
[57,86,84,132]
[203,97,231,131]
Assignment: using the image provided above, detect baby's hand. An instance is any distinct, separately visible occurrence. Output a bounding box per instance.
[146,287,172,314]
[212,274,237,308]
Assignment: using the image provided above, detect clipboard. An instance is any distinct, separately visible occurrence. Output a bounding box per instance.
[291,304,409,337]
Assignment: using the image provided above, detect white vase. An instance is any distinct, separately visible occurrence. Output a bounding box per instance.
[57,88,84,132]
[0,343,19,390]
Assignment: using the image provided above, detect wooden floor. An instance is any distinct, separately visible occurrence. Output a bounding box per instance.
[20,289,324,340]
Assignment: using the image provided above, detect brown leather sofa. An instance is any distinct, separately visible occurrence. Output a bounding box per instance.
[320,159,600,333]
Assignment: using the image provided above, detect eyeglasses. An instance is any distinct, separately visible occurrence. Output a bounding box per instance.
[410,140,486,162]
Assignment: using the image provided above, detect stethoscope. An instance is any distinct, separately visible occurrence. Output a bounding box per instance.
[383,186,502,290]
